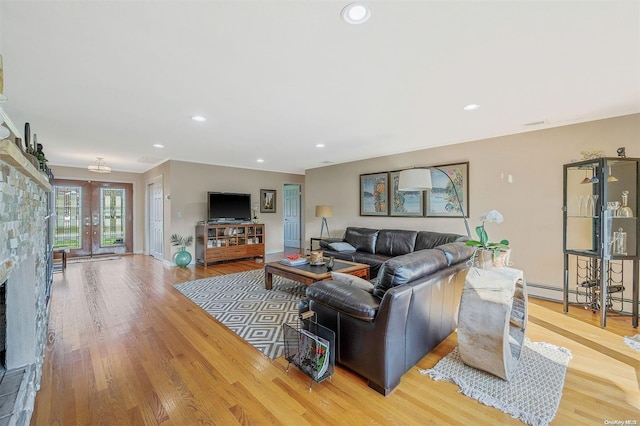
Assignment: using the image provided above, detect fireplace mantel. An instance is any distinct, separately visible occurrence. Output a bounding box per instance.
[0,136,52,424]
[0,140,52,192]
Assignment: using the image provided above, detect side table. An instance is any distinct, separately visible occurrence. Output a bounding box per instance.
[457,267,527,381]
[309,237,322,254]
[53,247,70,272]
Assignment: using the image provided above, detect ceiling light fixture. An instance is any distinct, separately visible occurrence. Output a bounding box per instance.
[463,104,480,111]
[153,143,164,148]
[257,158,264,163]
[315,143,325,148]
[88,157,112,173]
[191,115,206,122]
[342,2,370,24]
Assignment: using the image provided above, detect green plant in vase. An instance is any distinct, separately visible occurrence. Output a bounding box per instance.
[170,233,194,267]
[466,210,510,268]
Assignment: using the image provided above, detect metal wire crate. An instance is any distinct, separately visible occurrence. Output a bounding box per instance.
[282,311,335,390]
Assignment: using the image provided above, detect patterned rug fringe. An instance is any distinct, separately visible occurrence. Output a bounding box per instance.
[533,341,573,359]
[624,334,640,351]
[420,339,571,426]
[427,373,551,426]
[420,369,556,426]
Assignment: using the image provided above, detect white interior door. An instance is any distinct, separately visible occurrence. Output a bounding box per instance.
[283,184,301,249]
[148,178,164,260]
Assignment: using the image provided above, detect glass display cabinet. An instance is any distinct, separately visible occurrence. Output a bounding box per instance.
[563,157,639,328]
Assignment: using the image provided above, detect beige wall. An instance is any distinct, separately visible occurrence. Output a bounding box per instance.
[304,113,640,296]
[143,160,305,261]
[49,114,638,287]
[52,160,305,262]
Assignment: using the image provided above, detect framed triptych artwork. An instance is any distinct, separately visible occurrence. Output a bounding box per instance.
[359,162,469,218]
[389,170,424,217]
[359,172,389,216]
[425,162,469,218]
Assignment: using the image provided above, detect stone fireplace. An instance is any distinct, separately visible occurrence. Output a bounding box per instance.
[0,139,52,425]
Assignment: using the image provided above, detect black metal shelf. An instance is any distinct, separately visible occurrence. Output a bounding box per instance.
[563,157,639,328]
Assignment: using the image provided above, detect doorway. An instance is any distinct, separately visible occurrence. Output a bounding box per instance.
[53,179,133,258]
[283,184,302,253]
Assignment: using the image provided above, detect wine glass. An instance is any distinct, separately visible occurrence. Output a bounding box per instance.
[584,195,592,217]
[592,195,599,216]
[577,195,584,216]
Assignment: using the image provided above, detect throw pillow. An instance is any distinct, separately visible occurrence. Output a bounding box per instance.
[328,242,357,253]
[330,271,374,292]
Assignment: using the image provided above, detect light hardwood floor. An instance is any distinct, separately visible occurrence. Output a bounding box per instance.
[32,254,640,425]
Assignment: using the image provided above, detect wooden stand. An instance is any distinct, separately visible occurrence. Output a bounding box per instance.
[457,267,527,381]
[53,247,70,272]
[195,223,265,265]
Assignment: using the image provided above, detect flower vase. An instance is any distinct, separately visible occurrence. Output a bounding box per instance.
[475,250,494,270]
[174,246,192,268]
[492,249,511,268]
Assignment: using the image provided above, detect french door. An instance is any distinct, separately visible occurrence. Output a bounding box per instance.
[53,179,133,258]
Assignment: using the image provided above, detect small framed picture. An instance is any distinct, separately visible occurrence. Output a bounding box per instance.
[389,170,424,216]
[260,189,276,213]
[425,162,469,218]
[360,172,389,216]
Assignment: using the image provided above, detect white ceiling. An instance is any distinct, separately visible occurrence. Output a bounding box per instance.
[1,1,638,175]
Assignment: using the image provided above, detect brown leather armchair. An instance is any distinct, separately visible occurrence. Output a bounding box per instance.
[301,243,472,395]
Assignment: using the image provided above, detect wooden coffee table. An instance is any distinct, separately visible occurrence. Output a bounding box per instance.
[264,258,370,290]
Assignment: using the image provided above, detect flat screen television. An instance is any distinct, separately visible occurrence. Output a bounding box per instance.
[207,192,252,223]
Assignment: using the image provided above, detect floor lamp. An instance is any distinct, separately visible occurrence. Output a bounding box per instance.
[315,205,333,238]
[398,167,471,238]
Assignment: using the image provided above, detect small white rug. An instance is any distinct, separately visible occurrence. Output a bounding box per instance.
[624,334,640,351]
[421,339,571,426]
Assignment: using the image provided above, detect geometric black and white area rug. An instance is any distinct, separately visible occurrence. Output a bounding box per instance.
[174,269,306,359]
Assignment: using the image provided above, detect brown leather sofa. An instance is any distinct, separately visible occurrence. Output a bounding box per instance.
[302,228,472,395]
[318,227,468,278]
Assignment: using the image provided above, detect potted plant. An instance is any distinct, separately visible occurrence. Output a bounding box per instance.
[466,210,510,269]
[170,233,194,268]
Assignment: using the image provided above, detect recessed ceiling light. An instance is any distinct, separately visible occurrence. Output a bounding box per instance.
[191,115,206,122]
[342,3,370,24]
[463,104,480,111]
[257,158,264,163]
[316,143,326,148]
[153,143,164,148]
